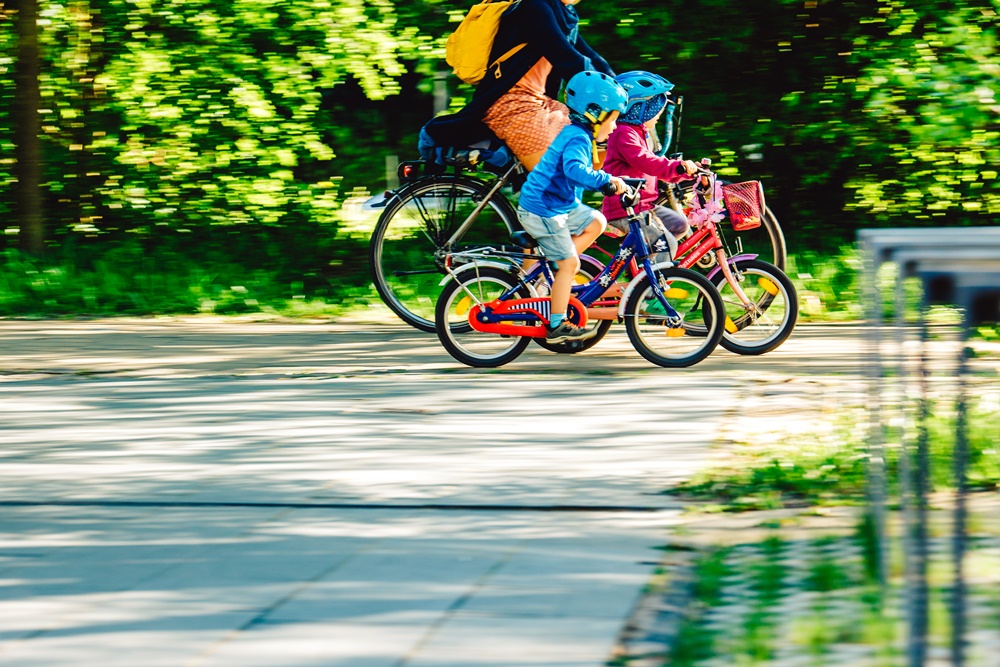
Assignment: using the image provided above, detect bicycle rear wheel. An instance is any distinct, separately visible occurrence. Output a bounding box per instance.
[711,258,798,355]
[370,176,519,332]
[436,267,532,368]
[624,267,725,368]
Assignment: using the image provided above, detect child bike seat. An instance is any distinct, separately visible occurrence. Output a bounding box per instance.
[509,231,539,249]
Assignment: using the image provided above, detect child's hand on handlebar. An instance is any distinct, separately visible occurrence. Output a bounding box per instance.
[679,160,700,179]
[599,177,627,197]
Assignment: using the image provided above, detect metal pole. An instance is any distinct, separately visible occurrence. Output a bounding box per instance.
[950,324,971,667]
[863,240,888,590]
[911,305,931,667]
[896,271,924,667]
[433,71,448,116]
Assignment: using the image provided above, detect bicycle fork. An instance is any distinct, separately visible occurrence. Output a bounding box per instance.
[715,249,758,314]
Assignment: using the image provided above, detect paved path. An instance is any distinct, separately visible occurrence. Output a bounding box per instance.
[0,320,870,666]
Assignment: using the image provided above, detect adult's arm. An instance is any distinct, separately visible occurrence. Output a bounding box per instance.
[518,0,599,82]
[575,35,614,77]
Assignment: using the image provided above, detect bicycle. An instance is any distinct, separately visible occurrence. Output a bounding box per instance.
[588,161,798,355]
[370,107,786,332]
[434,180,727,369]
[368,156,524,333]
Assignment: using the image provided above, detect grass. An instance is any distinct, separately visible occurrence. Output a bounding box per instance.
[4,242,1000,344]
[668,401,1000,512]
[0,245,382,319]
[663,524,988,666]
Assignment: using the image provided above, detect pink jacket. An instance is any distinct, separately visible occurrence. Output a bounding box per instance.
[601,123,693,222]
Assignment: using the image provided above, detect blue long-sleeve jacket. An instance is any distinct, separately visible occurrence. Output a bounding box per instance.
[518,123,612,218]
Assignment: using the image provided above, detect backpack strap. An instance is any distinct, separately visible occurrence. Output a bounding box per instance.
[489,43,527,80]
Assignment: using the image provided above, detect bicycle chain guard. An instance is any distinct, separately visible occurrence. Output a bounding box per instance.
[468,297,588,338]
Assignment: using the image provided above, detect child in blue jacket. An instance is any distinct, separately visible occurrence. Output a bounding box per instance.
[517,71,628,344]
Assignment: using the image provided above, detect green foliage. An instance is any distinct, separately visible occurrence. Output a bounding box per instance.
[1,0,997,308]
[669,400,1000,510]
[0,240,381,316]
[845,1,1000,224]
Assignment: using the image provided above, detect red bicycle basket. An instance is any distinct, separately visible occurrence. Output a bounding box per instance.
[721,181,765,231]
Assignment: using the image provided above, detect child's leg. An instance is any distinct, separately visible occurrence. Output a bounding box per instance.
[550,254,581,320]
[572,215,607,255]
[645,212,677,263]
[550,216,603,324]
[653,205,691,238]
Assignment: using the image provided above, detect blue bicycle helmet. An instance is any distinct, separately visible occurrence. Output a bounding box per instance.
[565,71,628,127]
[615,71,675,125]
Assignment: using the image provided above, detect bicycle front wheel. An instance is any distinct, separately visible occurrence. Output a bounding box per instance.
[436,267,532,368]
[370,176,520,332]
[712,259,798,355]
[624,267,725,368]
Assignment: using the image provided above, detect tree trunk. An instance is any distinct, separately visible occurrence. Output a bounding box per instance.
[13,0,44,254]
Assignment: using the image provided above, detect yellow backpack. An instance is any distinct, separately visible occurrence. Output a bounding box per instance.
[445,0,527,85]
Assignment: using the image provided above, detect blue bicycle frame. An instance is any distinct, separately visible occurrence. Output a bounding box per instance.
[476,212,684,326]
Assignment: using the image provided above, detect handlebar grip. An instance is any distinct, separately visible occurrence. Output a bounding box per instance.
[599,180,618,197]
[620,186,641,210]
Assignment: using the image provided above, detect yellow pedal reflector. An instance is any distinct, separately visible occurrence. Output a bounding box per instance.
[664,287,689,299]
[455,296,472,316]
[725,316,738,333]
[758,277,779,295]
[666,328,686,337]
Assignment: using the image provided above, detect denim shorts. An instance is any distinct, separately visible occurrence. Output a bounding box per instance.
[516,204,605,261]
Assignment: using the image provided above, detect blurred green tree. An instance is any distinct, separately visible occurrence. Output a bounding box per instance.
[0,0,995,288]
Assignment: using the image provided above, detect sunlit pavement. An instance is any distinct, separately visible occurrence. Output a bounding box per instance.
[0,319,872,666]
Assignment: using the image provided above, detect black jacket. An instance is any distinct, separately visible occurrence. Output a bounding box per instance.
[424,0,614,149]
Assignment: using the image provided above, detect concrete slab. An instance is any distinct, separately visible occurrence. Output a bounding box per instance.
[0,321,877,665]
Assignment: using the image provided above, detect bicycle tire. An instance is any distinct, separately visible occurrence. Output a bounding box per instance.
[711,258,798,355]
[532,255,613,354]
[370,175,520,333]
[623,267,725,368]
[436,267,532,368]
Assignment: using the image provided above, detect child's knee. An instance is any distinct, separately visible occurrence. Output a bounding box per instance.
[556,255,580,274]
[589,211,608,234]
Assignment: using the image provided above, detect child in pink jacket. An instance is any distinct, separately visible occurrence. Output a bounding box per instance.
[601,71,699,262]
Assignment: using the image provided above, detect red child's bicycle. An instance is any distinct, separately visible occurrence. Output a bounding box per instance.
[585,160,798,355]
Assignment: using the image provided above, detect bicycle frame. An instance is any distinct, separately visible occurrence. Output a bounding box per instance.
[435,161,523,252]
[590,175,758,313]
[445,212,685,333]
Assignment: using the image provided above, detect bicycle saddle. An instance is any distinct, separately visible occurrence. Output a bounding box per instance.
[509,231,539,249]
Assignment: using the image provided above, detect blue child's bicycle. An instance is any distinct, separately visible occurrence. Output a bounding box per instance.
[434,180,727,368]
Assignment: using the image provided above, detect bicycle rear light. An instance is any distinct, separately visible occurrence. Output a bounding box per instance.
[722,181,765,231]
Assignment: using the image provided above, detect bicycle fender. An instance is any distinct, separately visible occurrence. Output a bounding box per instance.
[704,253,759,282]
[438,261,514,286]
[617,261,678,318]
